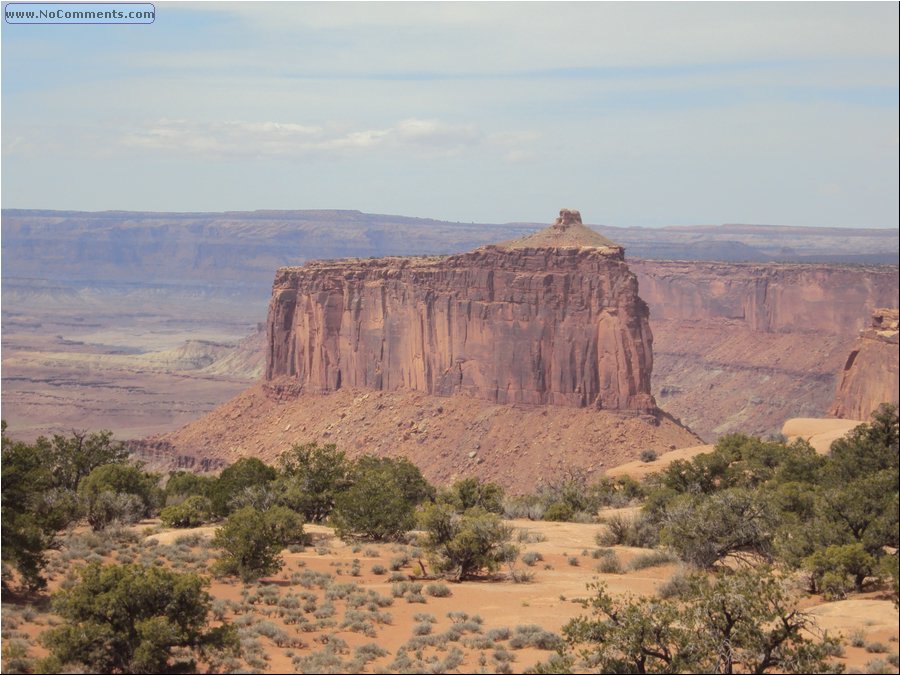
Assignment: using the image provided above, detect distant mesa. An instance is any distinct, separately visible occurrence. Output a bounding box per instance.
[266,209,655,412]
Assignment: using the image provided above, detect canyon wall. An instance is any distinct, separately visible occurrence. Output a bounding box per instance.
[830,309,899,421]
[632,261,899,334]
[266,245,656,411]
[631,261,899,439]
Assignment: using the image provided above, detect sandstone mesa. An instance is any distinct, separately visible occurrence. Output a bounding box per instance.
[266,209,655,412]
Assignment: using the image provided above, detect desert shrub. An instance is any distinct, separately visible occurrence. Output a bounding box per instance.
[503,494,545,520]
[596,554,622,574]
[160,495,212,528]
[543,501,576,522]
[509,625,564,651]
[77,463,162,530]
[419,503,516,580]
[657,567,694,599]
[40,562,237,673]
[560,568,842,674]
[371,564,386,575]
[212,506,303,581]
[629,549,678,571]
[596,512,659,548]
[275,442,352,523]
[439,477,505,514]
[389,553,409,570]
[332,462,417,541]
[208,457,276,517]
[640,449,658,463]
[425,582,452,597]
[521,551,543,566]
[355,643,387,662]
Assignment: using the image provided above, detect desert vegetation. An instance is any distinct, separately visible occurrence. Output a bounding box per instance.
[1,405,897,673]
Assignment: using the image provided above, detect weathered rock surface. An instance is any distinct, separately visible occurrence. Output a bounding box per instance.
[266,212,655,412]
[830,309,899,421]
[631,261,899,439]
[155,384,700,493]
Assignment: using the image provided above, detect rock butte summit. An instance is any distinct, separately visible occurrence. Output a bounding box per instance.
[495,208,622,251]
[266,209,656,412]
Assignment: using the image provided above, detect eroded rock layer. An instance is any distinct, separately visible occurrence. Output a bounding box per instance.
[632,261,899,439]
[830,309,900,421]
[267,217,655,412]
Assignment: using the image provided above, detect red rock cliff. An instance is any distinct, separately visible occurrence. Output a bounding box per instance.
[266,210,656,412]
[830,309,899,421]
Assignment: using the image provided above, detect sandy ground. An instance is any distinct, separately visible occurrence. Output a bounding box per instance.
[782,417,865,453]
[604,444,715,479]
[4,517,896,674]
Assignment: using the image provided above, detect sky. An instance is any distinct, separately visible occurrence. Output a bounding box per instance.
[1,1,898,228]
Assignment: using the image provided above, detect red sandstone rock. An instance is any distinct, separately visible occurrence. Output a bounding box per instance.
[266,214,656,412]
[830,309,899,421]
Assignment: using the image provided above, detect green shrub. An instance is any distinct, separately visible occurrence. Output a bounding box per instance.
[40,563,237,673]
[425,583,452,597]
[212,506,303,581]
[439,478,505,514]
[629,549,678,571]
[543,501,576,522]
[521,551,543,566]
[640,449,658,463]
[160,495,212,528]
[419,504,516,580]
[596,554,622,574]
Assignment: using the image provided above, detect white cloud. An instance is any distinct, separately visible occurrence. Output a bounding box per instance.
[118,117,484,159]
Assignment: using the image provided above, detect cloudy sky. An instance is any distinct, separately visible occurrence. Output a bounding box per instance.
[2,1,898,227]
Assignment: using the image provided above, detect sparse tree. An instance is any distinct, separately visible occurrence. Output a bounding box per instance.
[419,503,516,580]
[212,505,303,581]
[275,442,352,522]
[439,477,505,514]
[558,568,842,674]
[40,562,238,673]
[208,457,277,517]
[332,457,429,541]
[77,463,162,530]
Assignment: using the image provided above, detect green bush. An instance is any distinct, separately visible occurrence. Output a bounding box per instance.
[640,449,658,463]
[803,542,877,597]
[40,562,237,673]
[543,502,575,522]
[419,504,516,580]
[332,459,422,541]
[208,458,276,517]
[559,568,842,674]
[212,506,303,581]
[160,495,213,528]
[77,463,162,531]
[439,478,505,514]
[275,443,352,523]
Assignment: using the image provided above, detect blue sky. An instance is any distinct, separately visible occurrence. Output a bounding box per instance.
[2,1,898,228]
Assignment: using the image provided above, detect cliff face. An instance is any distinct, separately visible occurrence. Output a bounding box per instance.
[631,261,898,334]
[267,212,656,412]
[630,261,899,439]
[830,309,900,421]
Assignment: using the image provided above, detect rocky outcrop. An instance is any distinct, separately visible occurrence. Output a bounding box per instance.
[830,309,899,421]
[266,212,656,412]
[631,261,899,439]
